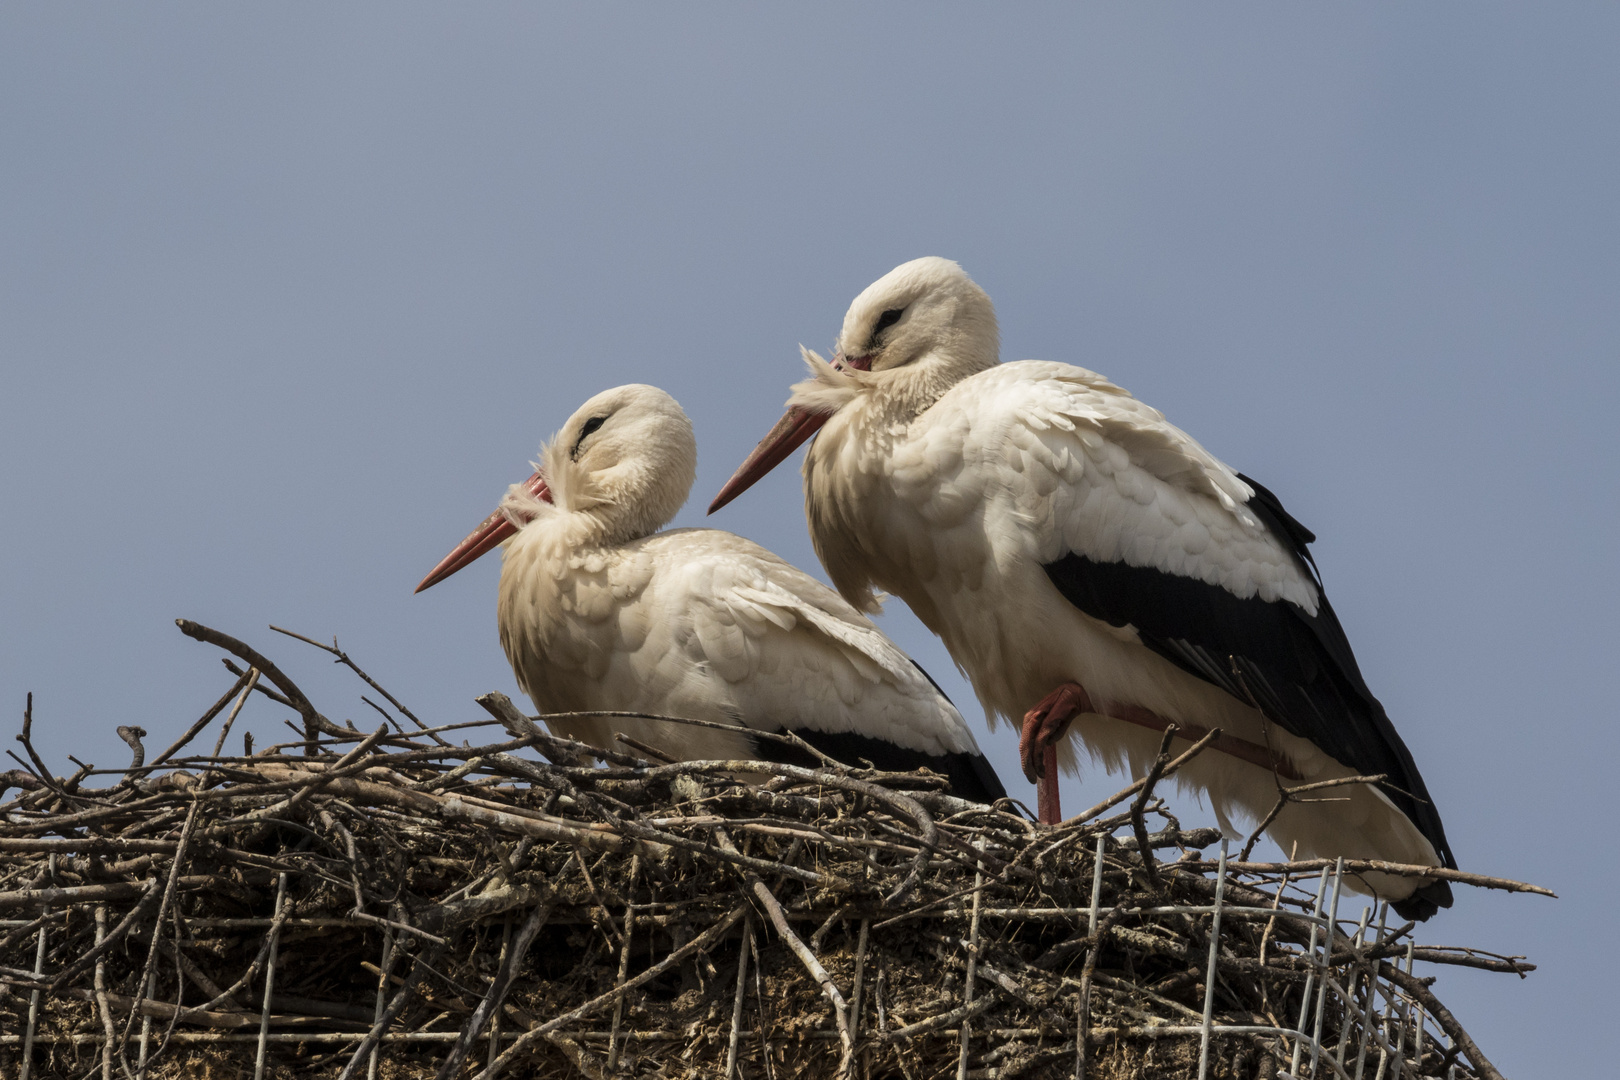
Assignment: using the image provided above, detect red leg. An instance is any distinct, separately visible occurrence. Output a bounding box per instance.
[1019,682,1095,825]
[1038,745,1062,825]
[1019,685,1304,826]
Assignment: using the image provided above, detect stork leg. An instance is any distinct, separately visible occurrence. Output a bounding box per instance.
[1019,682,1095,825]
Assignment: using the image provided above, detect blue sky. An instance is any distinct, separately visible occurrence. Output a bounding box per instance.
[3,6,1615,1073]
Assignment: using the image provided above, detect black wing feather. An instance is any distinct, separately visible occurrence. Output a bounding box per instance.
[751,728,1008,804]
[1042,472,1455,916]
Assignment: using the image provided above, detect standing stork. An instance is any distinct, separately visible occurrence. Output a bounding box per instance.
[709,258,1456,919]
[415,383,1006,803]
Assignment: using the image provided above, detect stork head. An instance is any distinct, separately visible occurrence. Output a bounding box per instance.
[709,257,998,514]
[834,256,999,377]
[541,383,697,540]
[415,384,695,592]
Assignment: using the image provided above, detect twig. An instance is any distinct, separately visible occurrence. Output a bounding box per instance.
[220,660,295,709]
[725,913,753,1080]
[93,905,115,1080]
[156,937,244,1011]
[335,942,451,1080]
[881,993,999,1042]
[16,694,74,802]
[1257,841,1296,985]
[142,671,254,775]
[116,727,148,771]
[269,625,450,747]
[606,854,641,1071]
[319,808,367,911]
[716,828,855,1077]
[473,905,748,1080]
[615,733,678,763]
[176,620,348,751]
[119,798,206,1051]
[1239,775,1388,862]
[957,839,985,1080]
[360,696,407,737]
[472,694,586,767]
[1379,961,1504,1080]
[252,873,287,1080]
[432,903,553,1080]
[1063,726,1220,827]
[1186,858,1555,898]
[348,910,449,948]
[367,926,395,1080]
[208,670,262,763]
[1075,906,1124,1075]
[571,849,623,951]
[1129,725,1180,891]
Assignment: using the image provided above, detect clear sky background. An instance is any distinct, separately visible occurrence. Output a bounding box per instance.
[3,6,1614,1074]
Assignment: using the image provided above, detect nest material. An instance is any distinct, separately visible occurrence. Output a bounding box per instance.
[0,622,1546,1080]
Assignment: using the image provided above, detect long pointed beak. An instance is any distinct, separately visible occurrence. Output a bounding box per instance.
[414,471,552,593]
[707,406,830,515]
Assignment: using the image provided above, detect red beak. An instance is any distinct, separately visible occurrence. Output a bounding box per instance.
[707,353,868,515]
[707,407,830,515]
[414,471,552,593]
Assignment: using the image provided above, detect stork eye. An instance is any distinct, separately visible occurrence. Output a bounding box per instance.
[571,415,608,460]
[873,308,905,337]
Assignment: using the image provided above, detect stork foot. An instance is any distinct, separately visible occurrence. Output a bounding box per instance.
[1019,682,1094,825]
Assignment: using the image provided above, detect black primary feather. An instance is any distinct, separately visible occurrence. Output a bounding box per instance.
[1041,473,1455,919]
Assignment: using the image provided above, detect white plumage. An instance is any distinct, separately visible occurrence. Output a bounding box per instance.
[711,258,1455,918]
[418,383,1004,799]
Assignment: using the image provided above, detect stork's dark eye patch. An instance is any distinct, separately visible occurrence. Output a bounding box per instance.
[571,415,608,460]
[873,308,905,336]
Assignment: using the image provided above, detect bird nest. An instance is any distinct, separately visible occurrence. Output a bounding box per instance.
[0,622,1546,1080]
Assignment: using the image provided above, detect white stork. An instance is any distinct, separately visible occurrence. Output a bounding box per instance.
[415,383,1006,803]
[709,258,1456,919]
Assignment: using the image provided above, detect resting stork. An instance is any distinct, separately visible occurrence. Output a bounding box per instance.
[709,258,1455,919]
[415,382,1006,803]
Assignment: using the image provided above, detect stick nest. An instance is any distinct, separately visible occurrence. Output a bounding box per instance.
[1,622,1543,1080]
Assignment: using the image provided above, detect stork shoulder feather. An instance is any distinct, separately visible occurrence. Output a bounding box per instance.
[669,541,980,756]
[659,532,916,689]
[908,362,1316,610]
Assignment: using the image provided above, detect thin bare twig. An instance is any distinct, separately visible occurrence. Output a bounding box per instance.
[269,625,449,747]
[1239,775,1389,862]
[717,828,855,1077]
[335,942,451,1080]
[1129,725,1180,891]
[176,620,348,750]
[1379,961,1505,1080]
[1063,726,1221,827]
[473,905,748,1080]
[432,903,553,1080]
[145,672,254,774]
